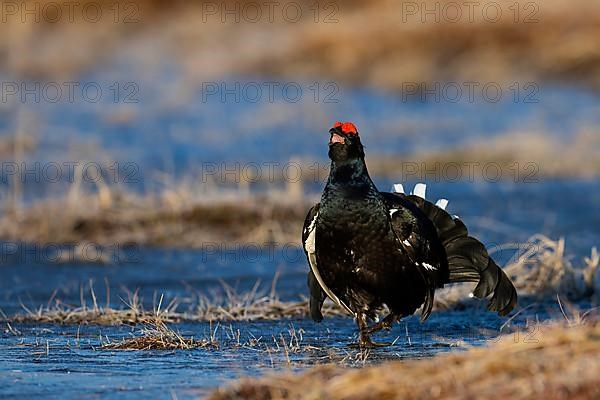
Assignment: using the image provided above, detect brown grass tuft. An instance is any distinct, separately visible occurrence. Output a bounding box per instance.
[102,316,218,350]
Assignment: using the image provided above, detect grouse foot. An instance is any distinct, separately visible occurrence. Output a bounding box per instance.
[355,312,393,347]
[367,313,396,335]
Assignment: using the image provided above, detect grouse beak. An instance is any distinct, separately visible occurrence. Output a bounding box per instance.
[329,132,346,146]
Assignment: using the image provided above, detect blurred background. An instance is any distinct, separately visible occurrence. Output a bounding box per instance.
[1,0,599,254]
[1,0,599,252]
[1,2,599,397]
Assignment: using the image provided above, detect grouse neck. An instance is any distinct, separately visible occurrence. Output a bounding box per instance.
[327,157,376,189]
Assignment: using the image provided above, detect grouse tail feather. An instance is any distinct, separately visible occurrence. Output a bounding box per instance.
[393,183,518,316]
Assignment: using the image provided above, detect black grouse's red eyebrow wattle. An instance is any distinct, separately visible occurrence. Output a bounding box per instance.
[331,121,358,135]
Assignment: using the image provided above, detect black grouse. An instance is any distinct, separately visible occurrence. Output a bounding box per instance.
[302,121,517,346]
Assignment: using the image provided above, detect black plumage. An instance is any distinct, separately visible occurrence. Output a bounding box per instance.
[302,122,517,346]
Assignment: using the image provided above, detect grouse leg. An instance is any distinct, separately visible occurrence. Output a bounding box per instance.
[367,313,396,335]
[356,313,391,347]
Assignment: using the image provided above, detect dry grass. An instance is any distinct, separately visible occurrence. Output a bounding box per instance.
[4,1,600,91]
[193,280,347,322]
[0,177,314,247]
[2,153,598,249]
[209,319,600,400]
[8,236,600,326]
[102,316,218,350]
[1,144,599,248]
[10,278,348,326]
[504,235,599,299]
[100,314,323,359]
[12,286,181,325]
